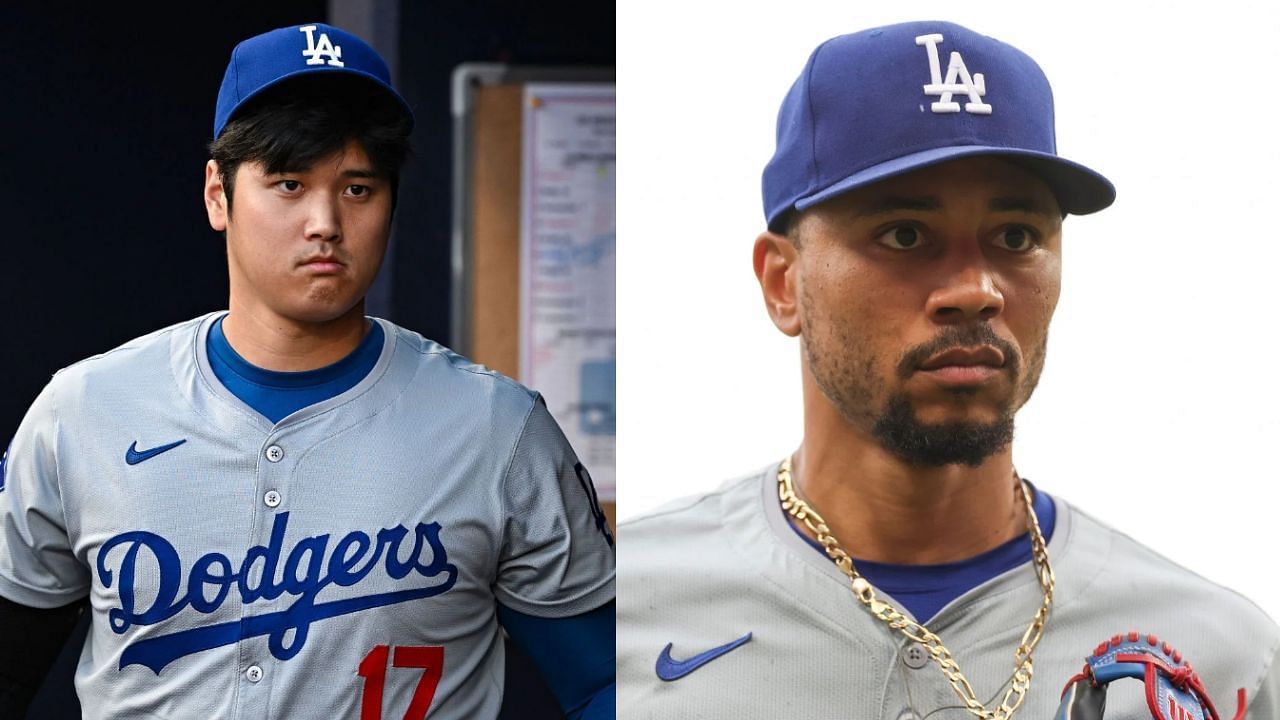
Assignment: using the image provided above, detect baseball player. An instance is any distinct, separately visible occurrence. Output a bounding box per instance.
[617,20,1278,719]
[0,23,615,720]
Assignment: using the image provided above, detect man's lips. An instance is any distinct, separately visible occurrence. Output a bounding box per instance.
[918,346,1005,371]
[299,257,345,273]
[917,346,1006,385]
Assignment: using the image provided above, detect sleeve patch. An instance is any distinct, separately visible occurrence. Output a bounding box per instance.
[574,462,613,548]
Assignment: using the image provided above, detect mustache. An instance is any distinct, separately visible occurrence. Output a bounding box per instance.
[294,247,347,265]
[896,325,1021,380]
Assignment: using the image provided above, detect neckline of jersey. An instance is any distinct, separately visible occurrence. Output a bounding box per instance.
[207,314,385,390]
[785,480,1057,593]
[750,460,1083,628]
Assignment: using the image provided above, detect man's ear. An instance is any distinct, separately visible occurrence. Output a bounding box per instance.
[753,231,802,337]
[204,160,228,232]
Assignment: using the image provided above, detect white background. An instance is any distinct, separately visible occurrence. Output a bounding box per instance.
[616,1,1280,622]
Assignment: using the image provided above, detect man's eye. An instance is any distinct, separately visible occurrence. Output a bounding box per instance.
[993,226,1036,252]
[875,225,923,250]
[347,185,369,197]
[278,180,301,192]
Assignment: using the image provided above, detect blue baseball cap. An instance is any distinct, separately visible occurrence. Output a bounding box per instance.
[762,21,1114,229]
[213,22,413,138]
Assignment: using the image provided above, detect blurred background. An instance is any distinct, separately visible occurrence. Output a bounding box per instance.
[1,2,612,718]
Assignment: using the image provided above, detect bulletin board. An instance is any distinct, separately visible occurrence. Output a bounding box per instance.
[451,64,616,525]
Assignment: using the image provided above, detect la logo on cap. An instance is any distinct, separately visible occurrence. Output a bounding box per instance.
[300,25,343,67]
[915,33,990,115]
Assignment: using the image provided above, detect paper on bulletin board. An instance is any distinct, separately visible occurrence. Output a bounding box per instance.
[519,83,616,500]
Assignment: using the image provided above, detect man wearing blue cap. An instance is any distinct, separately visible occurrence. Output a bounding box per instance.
[618,21,1278,719]
[0,23,614,720]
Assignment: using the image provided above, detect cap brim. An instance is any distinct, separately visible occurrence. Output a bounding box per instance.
[794,145,1115,217]
[219,65,414,136]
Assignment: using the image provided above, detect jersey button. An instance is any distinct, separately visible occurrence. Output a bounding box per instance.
[902,644,929,669]
[245,665,263,683]
[896,711,921,720]
[264,490,282,508]
[265,445,284,463]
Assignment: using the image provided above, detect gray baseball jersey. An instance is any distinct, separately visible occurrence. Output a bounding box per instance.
[618,462,1279,719]
[0,312,615,720]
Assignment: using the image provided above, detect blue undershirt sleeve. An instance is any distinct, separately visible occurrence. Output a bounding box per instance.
[496,600,615,720]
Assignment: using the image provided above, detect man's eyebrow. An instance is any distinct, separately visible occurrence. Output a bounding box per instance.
[265,166,382,178]
[850,195,942,218]
[989,196,1057,217]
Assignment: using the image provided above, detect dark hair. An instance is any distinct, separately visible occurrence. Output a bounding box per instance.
[208,74,412,214]
[771,208,801,245]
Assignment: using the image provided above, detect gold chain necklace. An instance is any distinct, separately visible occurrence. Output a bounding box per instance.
[777,457,1055,719]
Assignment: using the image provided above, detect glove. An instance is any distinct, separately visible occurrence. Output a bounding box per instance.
[1054,632,1246,720]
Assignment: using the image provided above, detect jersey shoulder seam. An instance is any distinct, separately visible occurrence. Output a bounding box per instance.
[1068,499,1279,627]
[46,378,73,547]
[390,326,536,400]
[618,480,742,529]
[497,396,543,561]
[50,314,212,379]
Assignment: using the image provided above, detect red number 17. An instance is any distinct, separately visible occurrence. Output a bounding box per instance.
[357,645,445,720]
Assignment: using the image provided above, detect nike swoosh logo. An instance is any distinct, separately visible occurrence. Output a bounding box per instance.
[125,439,187,465]
[655,632,752,681]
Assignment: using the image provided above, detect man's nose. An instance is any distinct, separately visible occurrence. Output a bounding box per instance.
[304,196,341,243]
[925,262,1004,324]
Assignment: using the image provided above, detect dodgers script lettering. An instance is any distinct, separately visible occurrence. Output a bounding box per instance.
[96,512,458,674]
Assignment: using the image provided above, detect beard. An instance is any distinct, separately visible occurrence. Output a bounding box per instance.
[870,393,1014,467]
[805,321,1046,468]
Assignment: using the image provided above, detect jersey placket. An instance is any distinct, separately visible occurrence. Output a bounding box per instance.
[884,635,963,719]
[887,595,1041,719]
[233,429,296,719]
